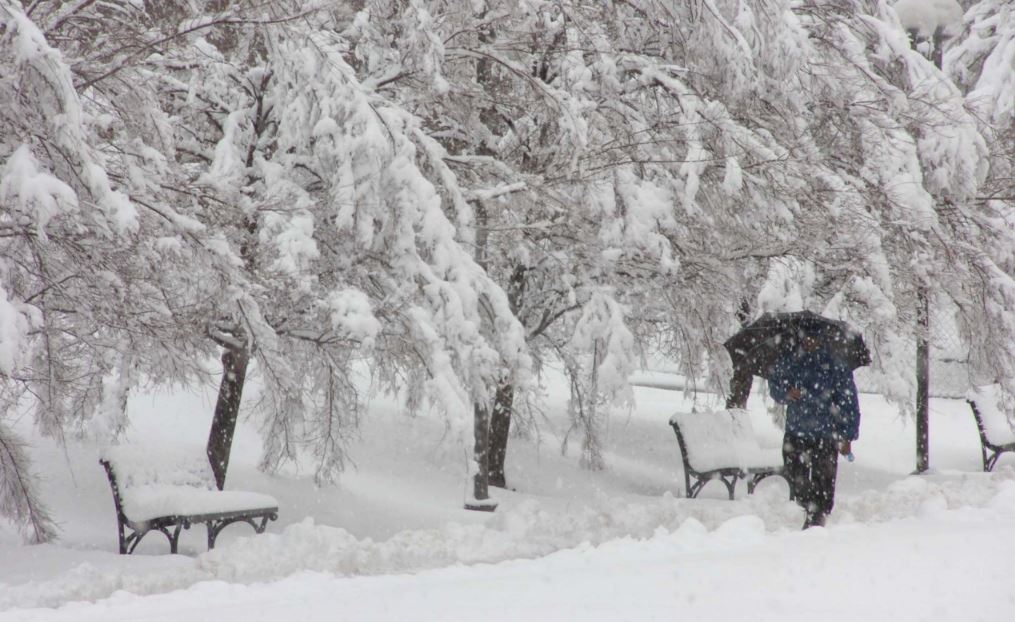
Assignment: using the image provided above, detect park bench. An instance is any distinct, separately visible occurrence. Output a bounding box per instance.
[669,408,784,499]
[966,385,1015,472]
[100,445,279,554]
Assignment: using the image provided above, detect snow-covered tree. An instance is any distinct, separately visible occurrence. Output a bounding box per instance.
[4,0,1013,528]
[1,0,532,534]
[0,0,205,541]
[944,0,1015,391]
[344,1,812,477]
[117,1,533,490]
[354,0,1015,477]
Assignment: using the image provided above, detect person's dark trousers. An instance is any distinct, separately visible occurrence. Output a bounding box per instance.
[782,433,839,527]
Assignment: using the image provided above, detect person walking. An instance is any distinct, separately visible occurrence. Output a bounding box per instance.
[769,331,861,529]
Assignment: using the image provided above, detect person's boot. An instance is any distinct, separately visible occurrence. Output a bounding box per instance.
[802,512,827,529]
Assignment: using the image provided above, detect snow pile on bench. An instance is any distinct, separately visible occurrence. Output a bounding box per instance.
[968,385,1015,445]
[100,445,278,523]
[669,409,782,472]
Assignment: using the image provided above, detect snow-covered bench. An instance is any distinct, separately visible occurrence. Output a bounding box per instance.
[669,409,784,499]
[99,445,278,554]
[966,385,1015,472]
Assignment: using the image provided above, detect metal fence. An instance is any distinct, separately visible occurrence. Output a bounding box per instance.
[847,300,972,401]
[927,301,972,400]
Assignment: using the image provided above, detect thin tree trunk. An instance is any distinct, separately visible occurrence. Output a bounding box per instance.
[487,264,526,489]
[727,299,754,409]
[467,192,494,507]
[908,22,941,474]
[207,346,250,490]
[466,402,497,511]
[915,32,945,475]
[726,365,753,410]
[915,288,930,473]
[488,382,514,488]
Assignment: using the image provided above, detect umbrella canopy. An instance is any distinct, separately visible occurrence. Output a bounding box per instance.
[724,311,871,379]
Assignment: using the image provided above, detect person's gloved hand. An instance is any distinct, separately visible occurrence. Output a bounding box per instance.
[838,440,852,456]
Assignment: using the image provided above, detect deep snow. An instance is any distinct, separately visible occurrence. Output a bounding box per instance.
[2,366,1014,620]
[6,504,1015,622]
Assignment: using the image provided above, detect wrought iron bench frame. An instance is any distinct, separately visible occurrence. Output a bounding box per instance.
[669,419,784,500]
[100,458,278,554]
[966,400,1015,472]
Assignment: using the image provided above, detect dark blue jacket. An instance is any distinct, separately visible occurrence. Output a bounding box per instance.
[768,346,861,441]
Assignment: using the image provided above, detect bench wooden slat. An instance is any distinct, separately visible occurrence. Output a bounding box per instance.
[139,506,279,526]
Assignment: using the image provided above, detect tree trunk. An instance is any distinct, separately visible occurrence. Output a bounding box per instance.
[465,402,497,511]
[487,263,526,488]
[207,347,250,490]
[488,382,514,488]
[726,299,754,409]
[907,16,942,477]
[915,288,930,474]
[725,365,753,410]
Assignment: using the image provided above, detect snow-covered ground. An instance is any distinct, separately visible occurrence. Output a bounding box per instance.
[2,367,1015,620]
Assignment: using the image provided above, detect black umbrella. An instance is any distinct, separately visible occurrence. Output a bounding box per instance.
[723,311,871,379]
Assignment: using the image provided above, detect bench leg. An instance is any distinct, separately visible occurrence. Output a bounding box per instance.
[721,475,738,501]
[124,529,144,554]
[747,471,782,495]
[981,444,1015,472]
[161,524,183,554]
[123,524,178,554]
[207,513,276,550]
[207,518,241,549]
[687,474,738,500]
[117,520,127,555]
[986,450,1000,472]
[687,477,707,499]
[747,475,759,495]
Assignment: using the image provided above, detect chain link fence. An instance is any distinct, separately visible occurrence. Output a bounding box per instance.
[928,301,972,400]
[848,299,973,401]
[636,300,977,404]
